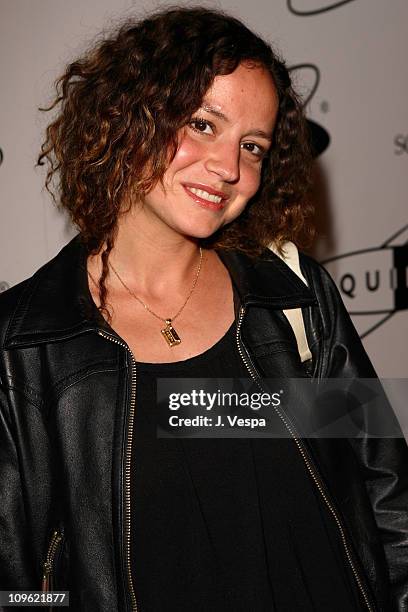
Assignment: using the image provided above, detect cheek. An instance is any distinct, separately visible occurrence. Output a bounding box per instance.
[240,163,263,198]
[225,167,262,223]
[170,135,205,170]
[162,138,203,190]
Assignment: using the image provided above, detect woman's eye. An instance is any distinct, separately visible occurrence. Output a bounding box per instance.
[241,142,265,158]
[189,118,214,135]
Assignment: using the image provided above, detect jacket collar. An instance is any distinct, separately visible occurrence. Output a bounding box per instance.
[5,235,315,349]
[217,248,315,309]
[5,235,109,349]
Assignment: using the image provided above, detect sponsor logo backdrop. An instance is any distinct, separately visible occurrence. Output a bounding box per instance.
[1,0,407,375]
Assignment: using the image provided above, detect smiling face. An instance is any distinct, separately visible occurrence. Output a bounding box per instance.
[137,63,279,240]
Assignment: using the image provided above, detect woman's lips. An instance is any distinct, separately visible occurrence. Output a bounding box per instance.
[182,184,228,211]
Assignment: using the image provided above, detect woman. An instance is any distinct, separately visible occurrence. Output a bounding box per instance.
[0,7,407,612]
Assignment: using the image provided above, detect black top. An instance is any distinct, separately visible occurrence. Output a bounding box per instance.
[131,323,362,611]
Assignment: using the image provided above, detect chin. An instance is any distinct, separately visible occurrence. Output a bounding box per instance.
[170,215,225,240]
[182,225,223,240]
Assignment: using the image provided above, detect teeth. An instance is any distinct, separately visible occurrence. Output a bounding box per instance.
[188,187,223,204]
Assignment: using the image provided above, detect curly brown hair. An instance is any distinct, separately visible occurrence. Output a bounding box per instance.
[38,6,314,311]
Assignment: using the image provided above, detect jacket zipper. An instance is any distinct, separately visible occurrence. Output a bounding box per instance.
[235,306,374,612]
[42,529,63,592]
[98,331,138,612]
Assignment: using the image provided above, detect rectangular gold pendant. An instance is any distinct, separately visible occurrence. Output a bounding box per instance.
[161,321,181,347]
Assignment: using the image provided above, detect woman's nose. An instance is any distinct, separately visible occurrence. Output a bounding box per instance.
[204,142,240,183]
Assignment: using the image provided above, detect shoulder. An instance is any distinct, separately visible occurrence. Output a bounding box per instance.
[299,251,335,283]
[298,252,355,340]
[298,252,345,306]
[0,235,88,351]
[0,277,35,350]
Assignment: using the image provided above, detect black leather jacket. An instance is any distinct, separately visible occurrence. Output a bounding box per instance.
[0,236,407,611]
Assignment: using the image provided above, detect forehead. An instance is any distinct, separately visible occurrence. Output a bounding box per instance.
[203,64,279,130]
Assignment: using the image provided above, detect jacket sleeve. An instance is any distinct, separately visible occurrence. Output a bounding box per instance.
[0,381,36,594]
[318,264,408,612]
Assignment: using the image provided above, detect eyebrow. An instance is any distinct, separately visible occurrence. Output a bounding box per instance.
[200,103,273,141]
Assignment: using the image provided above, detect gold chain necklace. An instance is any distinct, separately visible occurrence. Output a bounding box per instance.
[108,247,203,347]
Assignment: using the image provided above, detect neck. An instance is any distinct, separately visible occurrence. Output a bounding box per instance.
[90,205,203,298]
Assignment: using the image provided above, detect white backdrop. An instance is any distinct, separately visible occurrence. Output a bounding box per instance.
[1,0,407,376]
